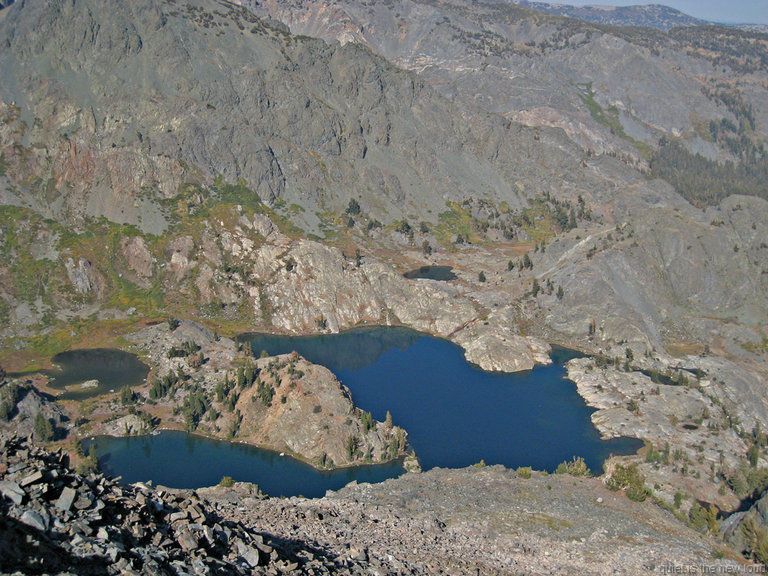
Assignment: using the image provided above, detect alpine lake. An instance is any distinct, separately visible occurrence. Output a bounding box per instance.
[85,327,642,497]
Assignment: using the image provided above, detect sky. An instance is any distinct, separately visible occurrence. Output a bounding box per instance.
[541,0,768,25]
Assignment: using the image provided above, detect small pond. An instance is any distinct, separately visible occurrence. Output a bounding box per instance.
[43,348,150,400]
[402,265,457,281]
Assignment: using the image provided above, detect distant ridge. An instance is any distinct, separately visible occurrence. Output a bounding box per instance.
[511,1,709,30]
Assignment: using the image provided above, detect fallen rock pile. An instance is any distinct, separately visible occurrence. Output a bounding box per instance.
[0,435,359,576]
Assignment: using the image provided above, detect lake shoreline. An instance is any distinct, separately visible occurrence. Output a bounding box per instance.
[25,320,642,493]
[85,429,408,497]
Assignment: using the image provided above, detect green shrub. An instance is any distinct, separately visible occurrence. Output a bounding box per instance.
[645,441,670,465]
[689,502,720,534]
[517,466,532,479]
[555,456,590,477]
[0,401,11,422]
[76,448,99,475]
[741,516,768,563]
[120,386,135,405]
[34,412,54,442]
[606,463,650,502]
[360,411,373,433]
[219,476,235,488]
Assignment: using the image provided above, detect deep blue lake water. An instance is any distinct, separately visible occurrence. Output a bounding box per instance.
[88,431,403,498]
[92,327,641,496]
[240,328,641,472]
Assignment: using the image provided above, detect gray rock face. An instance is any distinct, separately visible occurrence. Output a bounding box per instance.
[212,226,480,336]
[565,353,768,510]
[55,486,76,511]
[0,0,594,234]
[121,236,155,285]
[20,508,47,532]
[64,257,93,295]
[0,480,24,505]
[452,307,551,372]
[201,463,742,575]
[254,0,761,164]
[0,383,66,441]
[527,180,768,353]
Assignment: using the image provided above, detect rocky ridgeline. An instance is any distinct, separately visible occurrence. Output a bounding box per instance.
[0,435,378,576]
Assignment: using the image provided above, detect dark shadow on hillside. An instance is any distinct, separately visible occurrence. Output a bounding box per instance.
[0,515,110,575]
[238,326,425,372]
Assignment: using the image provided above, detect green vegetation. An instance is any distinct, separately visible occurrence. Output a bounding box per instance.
[578,83,652,158]
[669,25,768,75]
[688,502,720,535]
[0,382,19,422]
[434,201,480,247]
[76,447,100,476]
[555,456,590,477]
[580,83,627,140]
[149,369,187,400]
[167,340,200,359]
[0,207,61,311]
[346,434,358,461]
[119,386,136,405]
[385,427,406,460]
[345,198,361,216]
[606,463,650,502]
[360,410,374,433]
[645,442,670,465]
[722,459,768,500]
[256,380,274,407]
[219,475,235,487]
[742,516,768,564]
[34,412,54,442]
[649,139,768,206]
[516,466,532,479]
[182,385,209,432]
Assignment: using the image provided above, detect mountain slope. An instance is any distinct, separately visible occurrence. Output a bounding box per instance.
[514,1,709,30]
[0,0,617,234]
[1,0,767,352]
[2,0,768,535]
[250,0,768,182]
